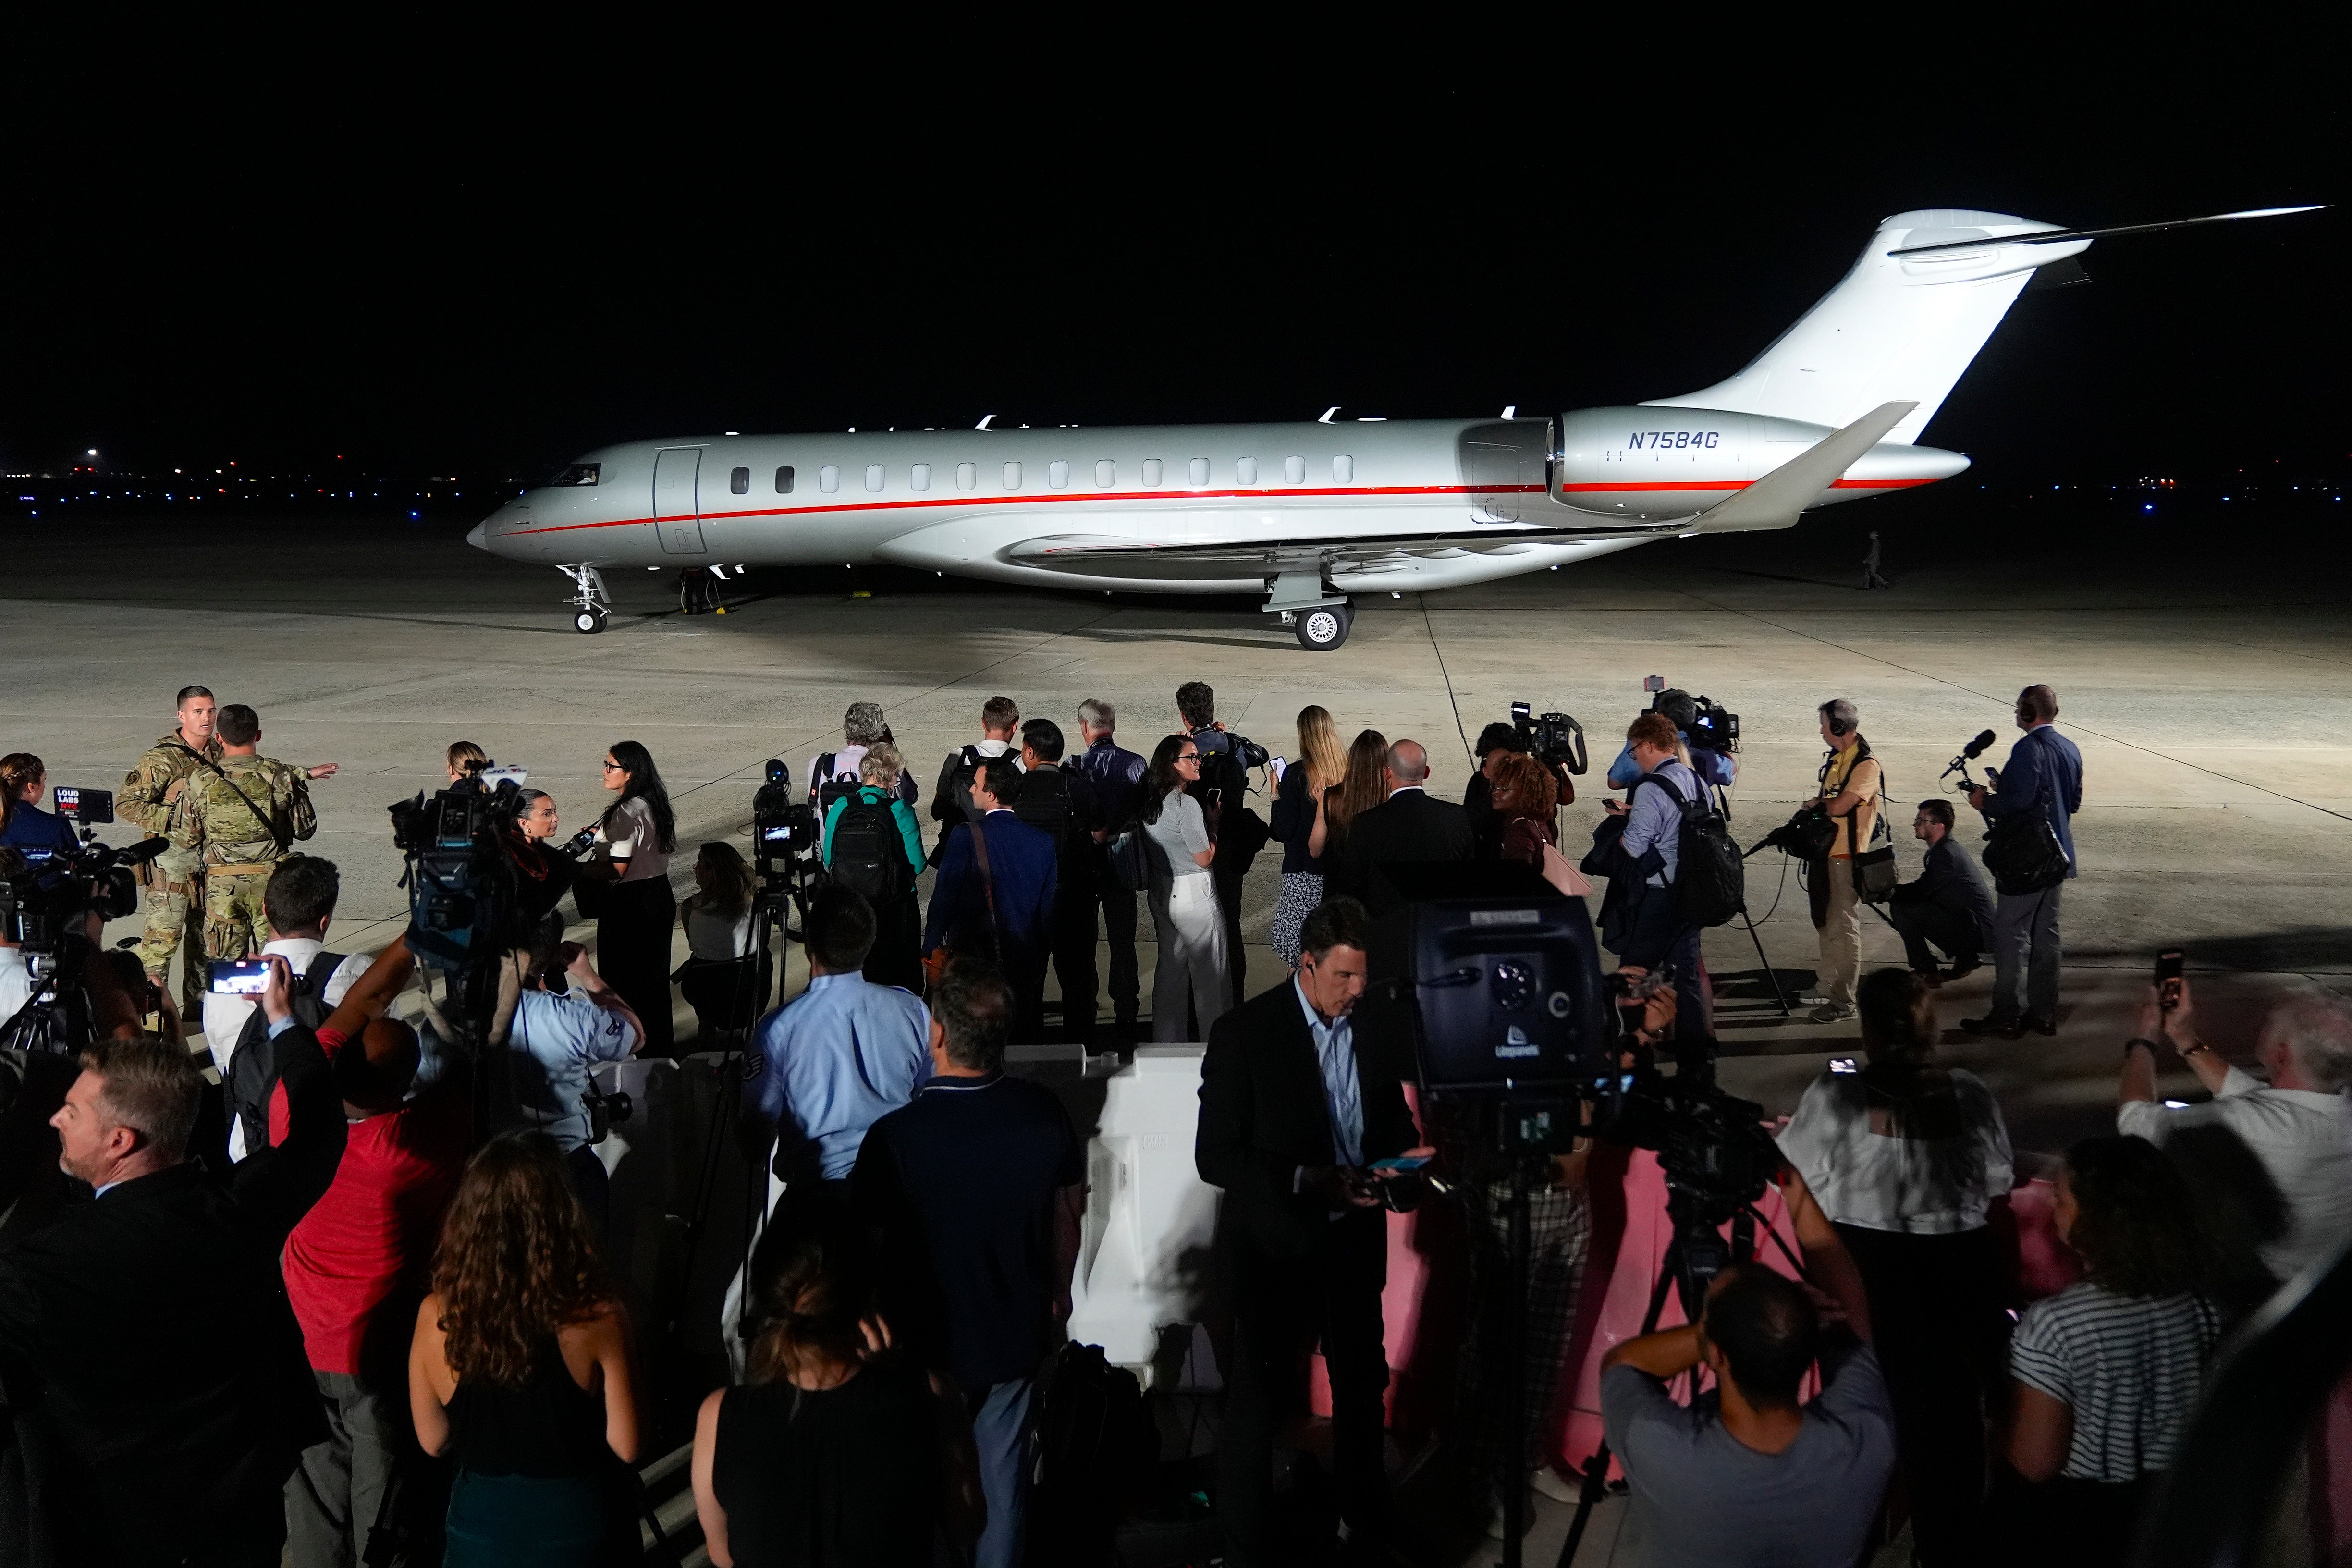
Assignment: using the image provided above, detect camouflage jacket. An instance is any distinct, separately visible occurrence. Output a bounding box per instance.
[119,730,224,837]
[168,754,317,865]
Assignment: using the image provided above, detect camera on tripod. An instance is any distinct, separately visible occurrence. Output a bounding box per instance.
[1507,701,1589,775]
[388,771,532,976]
[1,787,168,1051]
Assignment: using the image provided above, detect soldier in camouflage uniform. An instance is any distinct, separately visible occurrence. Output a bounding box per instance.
[167,702,336,965]
[121,686,222,1016]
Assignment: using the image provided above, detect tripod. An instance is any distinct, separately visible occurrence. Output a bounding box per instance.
[1487,1102,1572,1568]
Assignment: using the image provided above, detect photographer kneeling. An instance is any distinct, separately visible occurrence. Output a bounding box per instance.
[1601,1256,1894,1568]
[0,939,347,1565]
[1886,799,1994,986]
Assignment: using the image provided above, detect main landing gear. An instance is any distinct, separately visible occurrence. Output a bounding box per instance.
[559,564,612,635]
[1264,571,1354,651]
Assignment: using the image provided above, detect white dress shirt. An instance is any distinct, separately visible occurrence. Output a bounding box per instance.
[2120,1066,2352,1280]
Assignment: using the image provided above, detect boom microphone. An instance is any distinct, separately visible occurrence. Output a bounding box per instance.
[1962,730,1997,760]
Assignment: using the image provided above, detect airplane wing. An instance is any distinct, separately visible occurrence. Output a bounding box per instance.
[997,519,1672,582]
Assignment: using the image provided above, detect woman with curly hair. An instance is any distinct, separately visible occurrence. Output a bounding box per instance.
[410,1133,643,1566]
[691,1194,980,1567]
[1486,750,1561,870]
[1999,1134,2221,1567]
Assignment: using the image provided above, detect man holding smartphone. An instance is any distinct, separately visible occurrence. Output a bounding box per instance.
[1963,685,2082,1038]
[1196,896,1432,1565]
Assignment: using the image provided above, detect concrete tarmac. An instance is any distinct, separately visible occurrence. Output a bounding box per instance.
[7,504,2349,1176]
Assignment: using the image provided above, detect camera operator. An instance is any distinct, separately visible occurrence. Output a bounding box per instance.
[443,740,488,784]
[581,738,678,1056]
[1605,713,1709,1038]
[170,702,335,971]
[0,754,78,867]
[1887,799,1994,985]
[1177,680,1273,999]
[0,944,347,1565]
[1606,689,1736,792]
[1803,699,1884,1025]
[1778,968,2014,1566]
[1962,685,2082,1039]
[1600,1255,1894,1568]
[122,685,222,1017]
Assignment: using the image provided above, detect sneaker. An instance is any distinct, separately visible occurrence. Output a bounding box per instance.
[1810,1003,1856,1024]
[1960,1015,2024,1040]
[2020,1015,2058,1037]
[1796,992,1832,1007]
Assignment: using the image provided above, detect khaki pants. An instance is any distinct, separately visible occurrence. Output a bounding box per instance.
[1816,858,1862,1007]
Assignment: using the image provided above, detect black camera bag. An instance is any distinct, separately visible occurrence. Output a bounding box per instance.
[1983,813,2070,895]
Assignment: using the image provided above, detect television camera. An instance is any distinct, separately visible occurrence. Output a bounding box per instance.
[0,786,169,1053]
[1643,675,1740,756]
[1507,701,1589,775]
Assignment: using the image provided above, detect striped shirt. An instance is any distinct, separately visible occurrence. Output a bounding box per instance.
[2009,1283,2218,1482]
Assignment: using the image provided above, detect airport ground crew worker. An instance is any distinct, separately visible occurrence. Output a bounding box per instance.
[169,703,332,965]
[122,685,223,1016]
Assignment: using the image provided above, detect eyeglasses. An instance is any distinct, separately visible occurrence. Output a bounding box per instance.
[601,760,624,772]
[1176,752,1200,764]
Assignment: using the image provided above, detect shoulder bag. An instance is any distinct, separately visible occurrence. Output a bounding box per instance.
[1849,757,1898,903]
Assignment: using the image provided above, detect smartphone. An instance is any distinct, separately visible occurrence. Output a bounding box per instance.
[1368,1154,1431,1172]
[208,957,271,996]
[1268,755,1287,782]
[1828,1055,1860,1075]
[2156,949,2185,1009]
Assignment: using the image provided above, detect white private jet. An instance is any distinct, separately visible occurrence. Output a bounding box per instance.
[468,205,2317,650]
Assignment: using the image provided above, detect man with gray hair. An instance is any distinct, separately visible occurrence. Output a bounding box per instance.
[1329,736,1475,914]
[1074,699,1147,1035]
[809,699,915,808]
[2119,975,2352,1279]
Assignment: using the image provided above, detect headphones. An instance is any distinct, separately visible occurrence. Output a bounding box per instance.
[1822,706,1855,737]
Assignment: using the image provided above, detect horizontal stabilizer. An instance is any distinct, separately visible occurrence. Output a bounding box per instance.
[1886,204,2324,257]
[1689,402,1917,533]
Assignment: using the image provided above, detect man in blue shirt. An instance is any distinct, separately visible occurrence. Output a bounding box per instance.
[1963,684,2085,1038]
[496,935,644,1231]
[1613,712,1709,1038]
[853,958,1083,1568]
[747,884,930,1194]
[1074,699,1148,1035]
[924,758,1057,1042]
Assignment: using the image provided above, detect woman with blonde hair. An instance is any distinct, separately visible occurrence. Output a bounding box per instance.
[410,1133,643,1566]
[1267,705,1348,967]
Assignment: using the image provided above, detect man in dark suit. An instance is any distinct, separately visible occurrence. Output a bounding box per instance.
[1196,896,1432,1565]
[1328,737,1476,913]
[0,946,346,1567]
[1073,698,1148,1038]
[1887,797,1996,984]
[923,756,1058,1041]
[1014,718,1106,1043]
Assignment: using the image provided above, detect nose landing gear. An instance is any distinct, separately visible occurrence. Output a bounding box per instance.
[558,564,612,635]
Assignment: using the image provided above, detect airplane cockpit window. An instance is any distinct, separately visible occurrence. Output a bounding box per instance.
[1188,457,1209,487]
[1334,454,1354,484]
[775,466,795,494]
[730,466,750,495]
[820,466,841,493]
[1096,459,1116,488]
[1004,462,1023,489]
[1237,456,1259,485]
[1283,455,1305,485]
[541,463,600,487]
[956,462,977,490]
[1142,459,1164,487]
[1048,461,1070,489]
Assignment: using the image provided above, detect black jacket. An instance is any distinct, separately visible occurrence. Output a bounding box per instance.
[1327,788,1476,911]
[0,1024,347,1566]
[1890,835,1997,938]
[1196,979,1422,1262]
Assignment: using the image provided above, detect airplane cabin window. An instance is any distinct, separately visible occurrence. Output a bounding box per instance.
[1283,455,1305,485]
[1188,457,1209,487]
[820,465,840,493]
[1004,461,1023,489]
[956,462,977,490]
[775,466,795,494]
[1333,454,1354,484]
[1048,461,1069,489]
[729,466,750,495]
[1095,459,1115,488]
[1237,456,1259,485]
[911,463,931,492]
[1142,459,1163,487]
[866,463,885,492]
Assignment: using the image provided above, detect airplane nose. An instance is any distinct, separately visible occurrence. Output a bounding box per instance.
[466,521,489,549]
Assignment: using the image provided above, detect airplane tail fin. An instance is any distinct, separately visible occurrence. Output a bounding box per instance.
[1643,209,2084,445]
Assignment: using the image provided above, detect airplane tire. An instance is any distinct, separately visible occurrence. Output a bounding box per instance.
[574,608,606,635]
[1296,605,1351,651]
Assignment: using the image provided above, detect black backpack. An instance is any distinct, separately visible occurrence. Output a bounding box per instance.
[1629,772,1745,928]
[226,948,343,1158]
[827,790,909,906]
[1013,766,1075,847]
[1026,1342,1154,1565]
[808,751,866,814]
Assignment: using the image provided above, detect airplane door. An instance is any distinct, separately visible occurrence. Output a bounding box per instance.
[652,448,707,554]
[1459,421,1547,523]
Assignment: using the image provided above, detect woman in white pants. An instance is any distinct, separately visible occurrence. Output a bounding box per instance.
[1143,733,1230,1041]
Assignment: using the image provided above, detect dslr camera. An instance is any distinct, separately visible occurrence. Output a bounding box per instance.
[1508,702,1590,775]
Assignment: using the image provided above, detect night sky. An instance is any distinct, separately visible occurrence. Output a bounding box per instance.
[6,39,2340,486]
